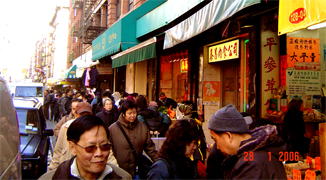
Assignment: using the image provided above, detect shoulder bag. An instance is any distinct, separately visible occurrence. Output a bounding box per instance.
[117,121,152,179]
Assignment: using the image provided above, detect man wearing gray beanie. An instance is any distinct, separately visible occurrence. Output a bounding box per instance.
[208,104,286,179]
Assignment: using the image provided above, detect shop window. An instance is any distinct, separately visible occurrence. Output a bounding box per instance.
[128,0,134,11]
[116,0,121,20]
[159,51,188,103]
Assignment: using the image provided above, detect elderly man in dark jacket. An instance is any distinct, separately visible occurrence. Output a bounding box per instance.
[158,92,177,109]
[209,104,287,179]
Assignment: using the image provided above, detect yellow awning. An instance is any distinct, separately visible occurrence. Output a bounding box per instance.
[278,0,326,35]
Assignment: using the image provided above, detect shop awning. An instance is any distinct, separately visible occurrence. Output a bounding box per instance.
[136,0,209,38]
[278,0,326,35]
[163,0,260,49]
[65,65,77,79]
[111,38,156,68]
[92,0,165,62]
[57,79,80,85]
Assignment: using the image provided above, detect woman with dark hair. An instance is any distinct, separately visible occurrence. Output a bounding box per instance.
[282,98,311,162]
[39,115,131,179]
[147,120,202,179]
[96,98,119,129]
[109,99,157,178]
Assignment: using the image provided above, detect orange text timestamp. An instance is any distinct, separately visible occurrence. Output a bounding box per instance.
[243,151,300,161]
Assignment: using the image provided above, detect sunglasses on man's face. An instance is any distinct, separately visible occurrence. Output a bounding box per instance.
[74,142,112,153]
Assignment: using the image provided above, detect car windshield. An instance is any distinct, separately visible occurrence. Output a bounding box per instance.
[16,109,39,134]
[15,86,43,97]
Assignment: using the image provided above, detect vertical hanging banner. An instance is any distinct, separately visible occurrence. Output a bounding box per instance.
[278,0,326,35]
[280,55,287,86]
[260,14,280,118]
[287,37,320,67]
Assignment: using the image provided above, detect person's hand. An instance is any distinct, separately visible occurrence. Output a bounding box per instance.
[150,131,153,135]
[154,131,160,135]
[310,138,315,145]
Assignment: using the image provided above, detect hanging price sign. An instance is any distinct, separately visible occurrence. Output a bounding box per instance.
[293,169,302,180]
[304,170,316,180]
[306,156,313,165]
[314,157,321,170]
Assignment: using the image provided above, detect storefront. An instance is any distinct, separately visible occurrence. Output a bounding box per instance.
[159,50,189,103]
[91,1,164,95]
[203,37,251,111]
[111,37,157,100]
[274,0,326,178]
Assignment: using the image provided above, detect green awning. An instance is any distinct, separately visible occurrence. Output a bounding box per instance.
[112,38,156,68]
[136,0,207,38]
[92,0,165,62]
[65,65,77,79]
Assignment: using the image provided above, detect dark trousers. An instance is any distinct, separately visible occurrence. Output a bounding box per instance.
[43,104,50,120]
[54,113,60,122]
[50,105,54,120]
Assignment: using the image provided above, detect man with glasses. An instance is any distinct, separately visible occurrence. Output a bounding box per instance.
[48,102,118,171]
[39,115,131,179]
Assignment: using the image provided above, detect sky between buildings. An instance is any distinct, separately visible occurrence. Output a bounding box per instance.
[0,0,69,81]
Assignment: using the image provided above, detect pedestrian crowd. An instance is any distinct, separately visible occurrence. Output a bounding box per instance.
[40,88,309,180]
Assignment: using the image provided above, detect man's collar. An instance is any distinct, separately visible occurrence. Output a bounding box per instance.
[71,158,113,180]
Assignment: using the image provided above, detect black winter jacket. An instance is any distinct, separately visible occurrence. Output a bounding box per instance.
[137,108,171,137]
[44,93,53,106]
[282,109,310,154]
[62,96,73,116]
[96,108,119,129]
[206,143,227,179]
[158,98,177,109]
[222,125,287,180]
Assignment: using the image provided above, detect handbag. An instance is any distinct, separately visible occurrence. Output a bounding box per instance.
[117,122,153,179]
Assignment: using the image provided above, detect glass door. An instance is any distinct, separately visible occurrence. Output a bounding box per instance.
[222,62,241,111]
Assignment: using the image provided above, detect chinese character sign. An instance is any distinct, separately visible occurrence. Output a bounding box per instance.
[261,14,280,117]
[287,37,319,67]
[208,39,239,63]
[180,58,188,73]
[286,70,320,95]
[96,64,113,75]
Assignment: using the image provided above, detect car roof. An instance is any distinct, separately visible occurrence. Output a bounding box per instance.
[13,98,42,109]
[12,83,44,87]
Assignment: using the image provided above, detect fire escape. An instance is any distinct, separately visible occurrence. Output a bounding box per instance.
[76,0,108,45]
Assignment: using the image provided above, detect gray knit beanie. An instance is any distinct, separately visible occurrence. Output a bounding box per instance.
[208,104,250,134]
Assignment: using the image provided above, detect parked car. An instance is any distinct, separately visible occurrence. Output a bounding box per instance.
[13,97,53,179]
[10,83,44,105]
[0,76,21,179]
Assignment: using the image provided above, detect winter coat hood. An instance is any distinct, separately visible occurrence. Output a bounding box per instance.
[118,114,139,129]
[222,125,287,179]
[238,125,286,157]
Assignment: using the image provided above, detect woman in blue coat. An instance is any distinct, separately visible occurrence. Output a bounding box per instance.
[147,120,201,179]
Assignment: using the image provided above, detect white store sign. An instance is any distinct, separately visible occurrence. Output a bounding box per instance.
[286,69,320,95]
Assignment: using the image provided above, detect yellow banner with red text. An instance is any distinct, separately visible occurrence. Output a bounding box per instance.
[278,0,326,35]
